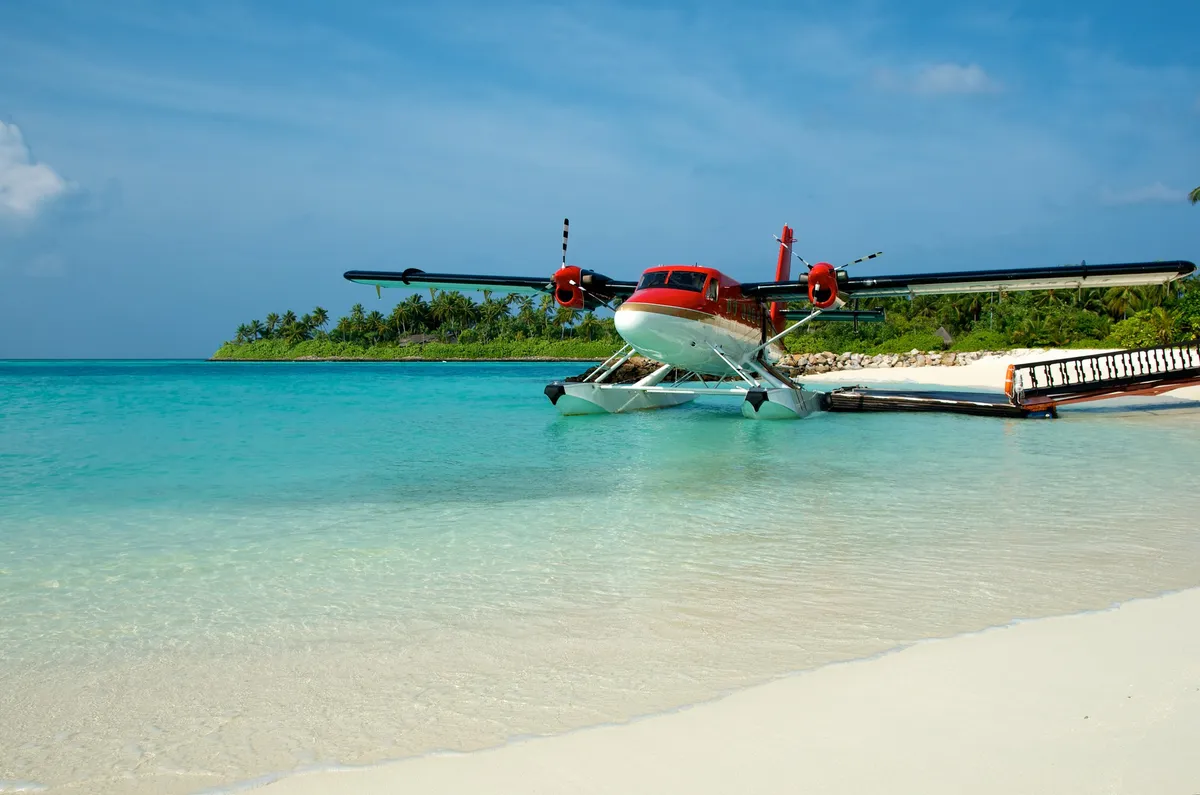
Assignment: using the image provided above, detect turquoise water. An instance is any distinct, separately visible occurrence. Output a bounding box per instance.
[3,361,1200,794]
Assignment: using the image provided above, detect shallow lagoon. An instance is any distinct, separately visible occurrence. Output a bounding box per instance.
[3,361,1199,794]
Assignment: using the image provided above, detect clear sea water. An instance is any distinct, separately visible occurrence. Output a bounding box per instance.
[2,360,1199,794]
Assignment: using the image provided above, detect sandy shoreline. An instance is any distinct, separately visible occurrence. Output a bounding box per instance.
[257,587,1200,795]
[800,347,1200,401]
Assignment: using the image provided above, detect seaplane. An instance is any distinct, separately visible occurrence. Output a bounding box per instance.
[344,220,1195,420]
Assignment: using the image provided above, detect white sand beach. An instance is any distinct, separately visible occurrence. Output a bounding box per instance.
[800,347,1200,400]
[259,587,1200,795]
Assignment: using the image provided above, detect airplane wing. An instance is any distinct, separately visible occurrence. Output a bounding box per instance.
[740,260,1196,301]
[345,268,553,294]
[343,268,640,298]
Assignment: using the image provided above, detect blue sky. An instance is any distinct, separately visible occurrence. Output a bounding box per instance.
[1,0,1197,357]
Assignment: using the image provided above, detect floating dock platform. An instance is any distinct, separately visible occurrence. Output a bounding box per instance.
[825,387,1055,418]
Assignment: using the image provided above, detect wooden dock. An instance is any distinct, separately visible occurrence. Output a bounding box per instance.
[824,386,1054,418]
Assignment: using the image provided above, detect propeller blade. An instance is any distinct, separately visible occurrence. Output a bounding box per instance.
[773,234,810,269]
[845,251,883,267]
[562,218,569,267]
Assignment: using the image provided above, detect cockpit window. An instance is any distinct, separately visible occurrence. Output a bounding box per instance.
[668,271,707,292]
[636,270,708,292]
[637,270,669,290]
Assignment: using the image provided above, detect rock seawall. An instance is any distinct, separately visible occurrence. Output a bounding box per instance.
[775,349,998,376]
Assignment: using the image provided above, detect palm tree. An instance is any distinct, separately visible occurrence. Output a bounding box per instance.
[1103,285,1140,320]
[429,290,457,334]
[553,306,580,339]
[577,312,602,341]
[348,303,367,341]
[235,323,251,343]
[249,319,266,340]
[1146,306,1176,344]
[283,323,308,345]
[311,306,329,331]
[332,316,354,343]
[478,295,509,332]
[264,313,280,338]
[389,303,408,338]
[1190,186,1200,205]
[366,310,387,343]
[399,294,429,335]
[450,292,477,331]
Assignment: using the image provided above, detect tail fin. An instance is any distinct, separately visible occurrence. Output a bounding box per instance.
[770,224,794,334]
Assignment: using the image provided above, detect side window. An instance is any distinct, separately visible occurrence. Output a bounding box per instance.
[705,278,718,302]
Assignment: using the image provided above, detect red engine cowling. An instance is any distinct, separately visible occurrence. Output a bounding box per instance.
[808,262,839,309]
[552,265,585,309]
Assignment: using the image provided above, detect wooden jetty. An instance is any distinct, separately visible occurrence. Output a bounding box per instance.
[824,387,1053,418]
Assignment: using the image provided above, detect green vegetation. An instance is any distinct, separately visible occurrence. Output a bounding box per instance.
[214,293,625,360]
[214,279,1200,361]
[212,337,620,360]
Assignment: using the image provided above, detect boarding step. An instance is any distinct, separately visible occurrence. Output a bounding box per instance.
[1006,342,1200,408]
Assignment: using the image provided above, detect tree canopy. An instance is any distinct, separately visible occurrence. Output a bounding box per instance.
[220,278,1200,360]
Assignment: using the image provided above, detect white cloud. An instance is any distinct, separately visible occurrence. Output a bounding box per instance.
[1100,182,1187,205]
[914,63,1001,94]
[0,122,68,218]
[876,63,1002,95]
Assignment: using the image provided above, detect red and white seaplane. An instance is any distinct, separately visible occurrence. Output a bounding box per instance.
[345,220,1195,420]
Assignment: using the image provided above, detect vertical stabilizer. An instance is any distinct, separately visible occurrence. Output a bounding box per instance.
[770,224,794,334]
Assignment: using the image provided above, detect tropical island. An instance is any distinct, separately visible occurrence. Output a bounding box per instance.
[212,280,1200,362]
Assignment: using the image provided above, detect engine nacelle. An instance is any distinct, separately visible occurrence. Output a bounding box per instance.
[553,267,616,310]
[808,262,839,309]
[553,265,586,309]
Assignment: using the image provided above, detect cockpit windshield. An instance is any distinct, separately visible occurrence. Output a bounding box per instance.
[636,270,708,292]
[637,270,669,290]
[668,271,707,292]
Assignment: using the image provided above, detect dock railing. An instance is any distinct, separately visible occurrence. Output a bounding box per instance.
[1006,341,1200,407]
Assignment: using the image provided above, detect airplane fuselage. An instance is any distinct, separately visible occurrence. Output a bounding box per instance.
[613,265,785,376]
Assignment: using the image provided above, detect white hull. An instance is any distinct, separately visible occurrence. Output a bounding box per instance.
[740,386,824,419]
[613,304,783,376]
[547,382,697,415]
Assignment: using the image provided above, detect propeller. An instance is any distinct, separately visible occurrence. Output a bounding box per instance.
[844,251,883,268]
[773,233,810,269]
[555,218,617,311]
[772,233,883,272]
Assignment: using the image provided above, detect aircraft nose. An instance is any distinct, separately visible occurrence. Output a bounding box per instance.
[614,303,648,343]
[614,304,671,360]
